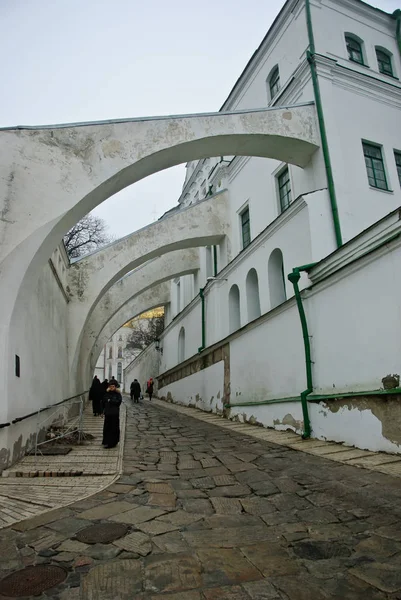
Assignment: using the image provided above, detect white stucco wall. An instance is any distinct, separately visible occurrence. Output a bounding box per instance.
[159,362,225,414]
[124,343,160,395]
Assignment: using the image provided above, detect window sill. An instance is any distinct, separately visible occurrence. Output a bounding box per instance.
[378,71,399,81]
[348,58,369,69]
[369,186,394,194]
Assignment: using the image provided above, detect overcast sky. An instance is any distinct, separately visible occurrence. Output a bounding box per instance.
[1,0,398,238]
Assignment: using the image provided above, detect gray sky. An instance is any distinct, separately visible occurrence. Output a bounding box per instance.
[1,0,398,238]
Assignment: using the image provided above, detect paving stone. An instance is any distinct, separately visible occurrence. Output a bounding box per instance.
[202,515,263,529]
[78,501,135,520]
[210,495,243,514]
[292,540,351,560]
[81,559,142,599]
[158,510,203,526]
[197,548,262,587]
[53,551,75,562]
[228,462,258,473]
[137,519,180,536]
[149,592,201,600]
[354,534,401,558]
[86,543,122,560]
[153,531,191,553]
[202,584,253,599]
[144,552,201,593]
[148,493,177,508]
[56,539,89,553]
[29,530,66,551]
[190,476,216,489]
[74,555,94,567]
[60,588,81,600]
[204,466,231,476]
[181,498,214,515]
[209,485,251,498]
[214,474,237,486]
[243,579,281,599]
[183,525,275,548]
[107,484,134,494]
[11,507,74,532]
[240,497,276,516]
[113,531,152,555]
[110,505,167,524]
[146,482,175,494]
[270,575,331,599]
[46,517,92,535]
[176,489,207,499]
[235,470,269,486]
[295,508,340,524]
[375,524,401,541]
[350,561,401,593]
[242,542,302,577]
[307,523,351,541]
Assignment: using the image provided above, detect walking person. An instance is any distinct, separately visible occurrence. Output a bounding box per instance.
[130,379,141,403]
[89,376,103,416]
[109,375,120,388]
[146,377,154,401]
[100,378,109,415]
[102,382,122,449]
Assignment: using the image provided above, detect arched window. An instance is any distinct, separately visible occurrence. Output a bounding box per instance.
[228,284,241,333]
[268,66,280,100]
[108,364,112,380]
[117,362,122,384]
[108,346,113,359]
[118,347,123,358]
[268,249,287,309]
[246,269,261,322]
[376,47,394,77]
[345,34,364,65]
[178,327,185,363]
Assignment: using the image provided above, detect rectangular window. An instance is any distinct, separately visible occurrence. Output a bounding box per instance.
[394,151,401,186]
[363,142,388,190]
[269,67,280,100]
[278,167,292,212]
[376,49,393,77]
[240,207,251,249]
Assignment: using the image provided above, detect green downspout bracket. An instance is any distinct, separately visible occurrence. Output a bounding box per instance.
[288,263,316,438]
[305,0,343,249]
[198,287,206,353]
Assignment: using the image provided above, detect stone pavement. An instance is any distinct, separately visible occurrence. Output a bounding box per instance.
[0,405,125,529]
[1,400,401,599]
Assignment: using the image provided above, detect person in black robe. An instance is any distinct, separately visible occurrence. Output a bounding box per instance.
[102,384,122,448]
[100,379,109,414]
[89,376,103,416]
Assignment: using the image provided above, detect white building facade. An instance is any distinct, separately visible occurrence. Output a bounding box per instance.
[155,0,401,454]
[94,325,139,387]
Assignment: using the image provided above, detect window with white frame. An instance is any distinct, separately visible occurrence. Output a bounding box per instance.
[277,167,291,213]
[345,34,365,65]
[268,66,280,100]
[240,206,251,249]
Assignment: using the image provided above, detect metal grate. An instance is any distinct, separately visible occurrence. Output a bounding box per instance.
[75,522,129,544]
[0,565,67,597]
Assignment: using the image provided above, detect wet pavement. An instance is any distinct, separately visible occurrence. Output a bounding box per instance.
[1,400,401,599]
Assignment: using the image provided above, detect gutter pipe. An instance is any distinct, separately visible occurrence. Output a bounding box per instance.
[198,287,206,353]
[287,263,316,438]
[304,0,343,248]
[393,10,401,56]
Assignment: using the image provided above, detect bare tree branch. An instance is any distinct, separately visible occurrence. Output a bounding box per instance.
[125,316,165,353]
[64,214,112,259]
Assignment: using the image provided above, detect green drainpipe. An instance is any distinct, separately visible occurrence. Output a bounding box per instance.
[304,0,343,249]
[393,10,401,56]
[198,287,206,353]
[288,263,316,438]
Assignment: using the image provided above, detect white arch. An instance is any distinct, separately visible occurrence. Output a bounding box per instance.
[246,268,261,322]
[268,248,287,309]
[178,327,186,363]
[229,284,241,334]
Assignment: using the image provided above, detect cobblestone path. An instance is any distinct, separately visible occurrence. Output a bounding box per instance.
[2,401,401,599]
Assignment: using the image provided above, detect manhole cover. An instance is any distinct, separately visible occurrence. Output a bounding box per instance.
[0,565,67,597]
[76,522,129,544]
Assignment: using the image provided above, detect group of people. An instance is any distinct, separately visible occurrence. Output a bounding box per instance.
[129,378,154,403]
[89,375,122,449]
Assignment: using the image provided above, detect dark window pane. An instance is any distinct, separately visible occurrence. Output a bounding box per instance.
[346,36,364,65]
[278,168,291,212]
[376,49,393,76]
[241,208,251,248]
[394,152,401,186]
[363,143,388,190]
[269,67,280,99]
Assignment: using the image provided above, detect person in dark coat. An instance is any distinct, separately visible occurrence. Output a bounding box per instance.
[102,383,122,448]
[130,379,141,403]
[89,376,103,416]
[100,379,109,415]
[146,378,154,401]
[109,376,120,388]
